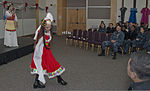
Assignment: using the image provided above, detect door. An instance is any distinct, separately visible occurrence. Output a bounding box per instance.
[67,8,86,32]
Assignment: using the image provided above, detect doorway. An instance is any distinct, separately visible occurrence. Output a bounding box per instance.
[67,8,86,32]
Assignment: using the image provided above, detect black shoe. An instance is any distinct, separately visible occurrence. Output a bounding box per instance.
[112,52,116,60]
[98,50,105,56]
[123,52,127,55]
[57,76,67,85]
[133,47,137,52]
[33,80,45,88]
[98,53,105,56]
[58,79,67,85]
[112,56,116,60]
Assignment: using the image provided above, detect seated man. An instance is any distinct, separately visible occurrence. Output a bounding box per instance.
[128,52,150,90]
[98,25,125,59]
[132,27,146,52]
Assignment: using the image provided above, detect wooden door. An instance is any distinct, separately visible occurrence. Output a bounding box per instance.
[67,9,86,32]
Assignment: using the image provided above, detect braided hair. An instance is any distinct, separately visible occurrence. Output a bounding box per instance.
[7,3,14,10]
[36,19,52,49]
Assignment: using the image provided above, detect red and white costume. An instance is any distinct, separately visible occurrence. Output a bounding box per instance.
[4,10,18,47]
[31,13,65,84]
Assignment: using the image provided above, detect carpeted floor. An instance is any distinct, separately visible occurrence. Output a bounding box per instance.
[0,36,131,91]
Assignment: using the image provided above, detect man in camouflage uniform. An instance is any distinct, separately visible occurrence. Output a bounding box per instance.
[98,25,125,59]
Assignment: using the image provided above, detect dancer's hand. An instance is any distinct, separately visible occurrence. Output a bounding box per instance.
[33,41,37,49]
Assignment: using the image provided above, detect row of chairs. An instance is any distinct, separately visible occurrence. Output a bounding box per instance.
[66,29,149,55]
[66,29,121,55]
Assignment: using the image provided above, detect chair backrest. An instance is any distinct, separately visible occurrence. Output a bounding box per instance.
[88,28,92,32]
[82,30,87,39]
[88,30,93,40]
[107,33,112,41]
[94,31,99,41]
[73,29,77,36]
[93,29,97,32]
[78,29,82,38]
[100,32,107,42]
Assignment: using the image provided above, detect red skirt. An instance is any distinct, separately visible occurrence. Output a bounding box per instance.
[31,46,65,78]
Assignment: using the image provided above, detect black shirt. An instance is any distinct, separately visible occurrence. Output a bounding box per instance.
[128,31,138,41]
[106,27,115,33]
[122,30,129,40]
[128,80,150,90]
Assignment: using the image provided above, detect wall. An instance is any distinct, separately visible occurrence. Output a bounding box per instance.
[87,0,150,29]
[46,0,57,26]
[117,0,150,25]
[86,0,111,29]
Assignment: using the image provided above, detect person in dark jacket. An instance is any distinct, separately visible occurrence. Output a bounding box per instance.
[122,25,128,40]
[123,25,138,54]
[98,21,106,32]
[132,27,146,52]
[106,23,115,33]
[143,30,150,53]
[128,52,150,90]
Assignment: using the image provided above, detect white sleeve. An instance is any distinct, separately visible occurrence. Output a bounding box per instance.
[5,11,12,18]
[15,14,18,21]
[34,25,41,40]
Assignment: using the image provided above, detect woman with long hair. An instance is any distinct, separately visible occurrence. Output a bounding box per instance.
[4,3,18,47]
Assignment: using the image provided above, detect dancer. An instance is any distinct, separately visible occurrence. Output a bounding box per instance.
[31,13,67,88]
[4,3,18,47]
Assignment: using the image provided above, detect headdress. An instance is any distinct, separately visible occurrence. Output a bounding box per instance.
[7,3,13,7]
[41,12,53,27]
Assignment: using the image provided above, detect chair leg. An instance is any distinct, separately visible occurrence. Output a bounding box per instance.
[84,42,87,49]
[76,40,79,47]
[70,39,73,45]
[106,47,109,56]
[97,45,101,54]
[129,47,131,54]
[80,41,83,48]
[86,42,88,50]
[79,41,82,48]
[91,44,94,52]
[120,47,124,56]
[75,40,78,47]
[83,42,85,48]
[66,38,68,45]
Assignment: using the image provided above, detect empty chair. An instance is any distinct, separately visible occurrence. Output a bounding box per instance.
[90,31,101,52]
[85,30,93,50]
[80,30,87,48]
[66,29,77,45]
[97,32,107,53]
[74,29,82,47]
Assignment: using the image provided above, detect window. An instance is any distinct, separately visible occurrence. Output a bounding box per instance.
[88,0,111,19]
[67,0,86,7]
